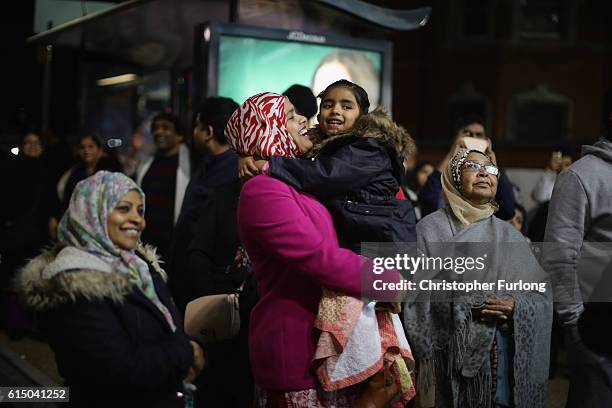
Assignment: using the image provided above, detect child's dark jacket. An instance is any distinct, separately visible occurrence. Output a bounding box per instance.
[268,109,417,250]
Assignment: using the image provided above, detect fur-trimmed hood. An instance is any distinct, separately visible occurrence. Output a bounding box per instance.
[17,244,166,311]
[306,108,416,160]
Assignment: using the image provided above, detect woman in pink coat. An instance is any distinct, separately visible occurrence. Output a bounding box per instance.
[225,92,400,407]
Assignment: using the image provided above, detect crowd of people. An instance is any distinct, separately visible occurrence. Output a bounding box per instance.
[0,80,611,408]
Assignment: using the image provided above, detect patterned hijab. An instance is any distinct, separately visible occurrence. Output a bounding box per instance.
[441,148,498,227]
[225,92,301,159]
[56,171,176,332]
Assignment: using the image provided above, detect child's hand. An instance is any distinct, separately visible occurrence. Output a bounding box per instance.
[355,366,399,408]
[254,160,268,171]
[239,156,260,180]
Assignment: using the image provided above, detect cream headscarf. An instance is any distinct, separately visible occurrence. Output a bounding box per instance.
[441,148,498,226]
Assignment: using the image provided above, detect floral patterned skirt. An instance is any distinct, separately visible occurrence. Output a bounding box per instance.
[255,384,363,408]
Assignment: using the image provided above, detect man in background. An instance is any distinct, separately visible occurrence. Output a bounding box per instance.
[136,112,190,259]
[543,93,612,408]
[167,97,256,408]
[167,97,240,307]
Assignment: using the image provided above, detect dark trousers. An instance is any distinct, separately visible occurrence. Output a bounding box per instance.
[565,326,612,408]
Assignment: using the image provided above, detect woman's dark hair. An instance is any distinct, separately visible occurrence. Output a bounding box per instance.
[317,80,370,115]
[554,144,574,160]
[79,133,103,148]
[283,85,317,119]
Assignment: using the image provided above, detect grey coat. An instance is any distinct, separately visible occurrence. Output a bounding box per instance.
[543,137,612,327]
[405,207,552,408]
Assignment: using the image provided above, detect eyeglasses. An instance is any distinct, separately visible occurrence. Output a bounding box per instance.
[461,160,499,176]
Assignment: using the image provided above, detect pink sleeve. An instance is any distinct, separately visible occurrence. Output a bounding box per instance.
[239,177,399,299]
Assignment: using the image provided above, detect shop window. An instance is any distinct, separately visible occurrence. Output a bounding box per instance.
[518,0,568,40]
[507,84,571,145]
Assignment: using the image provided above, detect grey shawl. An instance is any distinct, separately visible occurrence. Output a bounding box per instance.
[404,207,552,408]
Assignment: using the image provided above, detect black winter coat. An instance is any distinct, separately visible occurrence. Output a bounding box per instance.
[167,150,240,309]
[17,245,194,408]
[172,180,249,309]
[0,156,54,286]
[269,110,417,251]
[176,179,257,408]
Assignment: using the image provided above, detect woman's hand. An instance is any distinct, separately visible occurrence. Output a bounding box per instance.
[480,295,514,321]
[184,367,197,384]
[185,340,205,383]
[191,341,205,370]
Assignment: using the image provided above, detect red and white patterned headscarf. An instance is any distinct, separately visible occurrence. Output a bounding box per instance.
[225,92,301,159]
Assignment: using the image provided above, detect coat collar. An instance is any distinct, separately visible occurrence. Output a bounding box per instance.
[306,108,415,160]
[17,244,167,311]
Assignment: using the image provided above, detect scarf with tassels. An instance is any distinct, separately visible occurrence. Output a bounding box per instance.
[403,206,552,408]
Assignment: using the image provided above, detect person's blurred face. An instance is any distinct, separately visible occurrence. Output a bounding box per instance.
[285,98,311,153]
[79,136,103,166]
[22,133,43,158]
[550,152,573,172]
[417,163,435,189]
[458,122,486,140]
[403,156,416,173]
[460,152,498,205]
[561,155,573,171]
[508,208,525,232]
[152,118,183,155]
[107,190,145,250]
[193,114,212,153]
[318,86,361,137]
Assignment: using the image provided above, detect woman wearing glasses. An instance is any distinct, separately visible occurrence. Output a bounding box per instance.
[418,116,516,221]
[404,149,552,408]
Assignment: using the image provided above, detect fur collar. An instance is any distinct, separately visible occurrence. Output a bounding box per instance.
[306,108,416,159]
[17,244,166,311]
